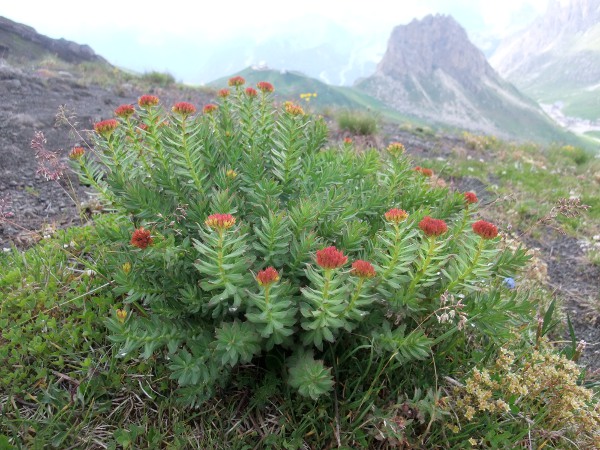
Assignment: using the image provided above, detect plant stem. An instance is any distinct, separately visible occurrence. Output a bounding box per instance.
[438,237,485,296]
[406,236,437,298]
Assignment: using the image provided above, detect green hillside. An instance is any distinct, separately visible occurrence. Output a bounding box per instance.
[212,67,591,149]
[209,67,422,124]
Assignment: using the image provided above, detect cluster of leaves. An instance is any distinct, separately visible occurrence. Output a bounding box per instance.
[70,79,536,414]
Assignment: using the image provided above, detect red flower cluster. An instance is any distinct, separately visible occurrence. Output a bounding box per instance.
[245,87,257,97]
[284,101,305,116]
[205,213,236,230]
[419,216,448,237]
[256,266,280,286]
[472,220,498,239]
[384,208,409,224]
[131,227,153,249]
[94,119,118,136]
[228,76,245,87]
[69,146,85,159]
[316,246,348,269]
[257,81,274,93]
[386,142,405,156]
[414,166,434,177]
[115,104,135,118]
[343,137,353,144]
[172,102,196,116]
[218,88,230,98]
[464,191,478,204]
[351,260,376,278]
[203,104,218,114]
[138,95,159,108]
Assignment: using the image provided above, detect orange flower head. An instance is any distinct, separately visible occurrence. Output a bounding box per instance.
[245,87,258,97]
[218,88,230,98]
[203,103,218,114]
[256,266,280,286]
[414,166,433,177]
[343,137,353,144]
[316,246,348,269]
[205,213,236,230]
[257,81,274,93]
[387,142,405,156]
[138,95,159,108]
[115,104,135,118]
[419,216,448,237]
[284,101,305,116]
[69,146,85,159]
[351,260,376,278]
[464,191,478,204]
[172,102,196,116]
[385,208,409,224]
[472,220,498,239]
[228,76,246,87]
[131,227,153,249]
[94,119,118,137]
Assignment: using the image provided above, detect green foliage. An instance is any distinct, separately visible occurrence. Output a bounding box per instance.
[1,92,596,450]
[70,83,538,407]
[16,79,592,448]
[336,109,379,135]
[69,84,540,415]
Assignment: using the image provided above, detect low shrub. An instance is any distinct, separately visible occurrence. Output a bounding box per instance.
[336,109,379,135]
[141,70,176,87]
[47,77,600,447]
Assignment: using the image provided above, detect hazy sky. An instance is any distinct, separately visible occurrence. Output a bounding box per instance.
[1,0,555,83]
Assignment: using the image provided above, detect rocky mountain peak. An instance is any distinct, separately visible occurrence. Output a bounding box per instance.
[376,14,495,84]
[358,14,562,140]
[489,0,600,127]
[491,0,600,78]
[0,15,105,64]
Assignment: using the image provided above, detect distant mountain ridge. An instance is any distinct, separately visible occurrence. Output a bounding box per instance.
[490,0,600,124]
[0,15,106,64]
[356,14,570,143]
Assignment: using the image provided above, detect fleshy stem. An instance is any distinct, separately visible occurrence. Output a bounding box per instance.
[216,229,227,286]
[263,284,271,307]
[380,223,403,282]
[344,277,366,317]
[179,116,205,196]
[124,117,152,174]
[437,237,485,296]
[106,136,123,177]
[321,268,332,307]
[452,207,471,239]
[77,158,111,201]
[406,236,438,298]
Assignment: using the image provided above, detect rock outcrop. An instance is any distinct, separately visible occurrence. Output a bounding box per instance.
[0,15,106,63]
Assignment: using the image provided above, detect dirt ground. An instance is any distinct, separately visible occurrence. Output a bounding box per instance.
[1,61,598,373]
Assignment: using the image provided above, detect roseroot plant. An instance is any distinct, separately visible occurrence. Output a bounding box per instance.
[71,77,533,405]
